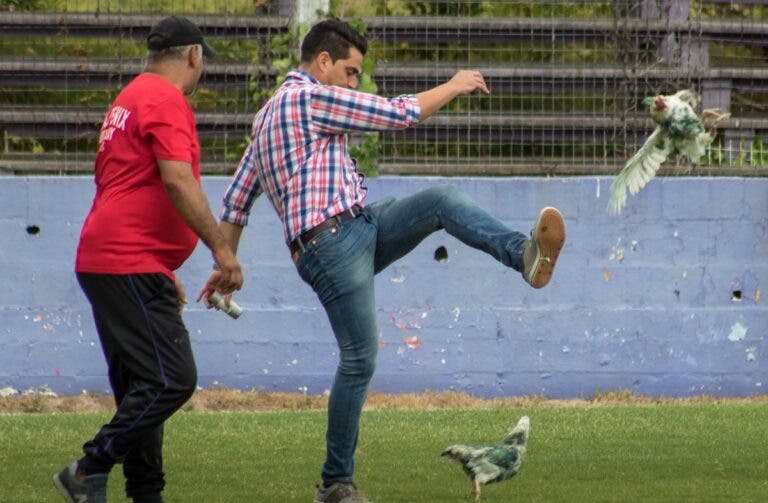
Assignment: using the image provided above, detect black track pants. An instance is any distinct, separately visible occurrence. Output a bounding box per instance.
[76,273,197,498]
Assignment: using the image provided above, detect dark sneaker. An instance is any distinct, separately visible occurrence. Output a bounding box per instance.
[314,482,373,503]
[522,207,565,289]
[53,461,108,503]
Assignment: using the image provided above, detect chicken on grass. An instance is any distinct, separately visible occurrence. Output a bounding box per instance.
[442,415,530,501]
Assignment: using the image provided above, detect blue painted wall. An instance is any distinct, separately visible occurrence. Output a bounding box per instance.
[1,176,766,398]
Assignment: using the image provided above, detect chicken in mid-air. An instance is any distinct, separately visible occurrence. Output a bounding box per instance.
[607,90,730,214]
[442,415,530,501]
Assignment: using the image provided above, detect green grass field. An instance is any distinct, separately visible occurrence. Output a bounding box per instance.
[2,404,767,502]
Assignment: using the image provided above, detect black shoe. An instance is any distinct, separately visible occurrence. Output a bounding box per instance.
[314,482,373,503]
[53,461,108,503]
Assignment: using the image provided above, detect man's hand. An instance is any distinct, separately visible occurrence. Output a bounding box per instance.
[415,69,490,121]
[210,244,243,294]
[448,70,490,96]
[196,243,243,304]
[174,276,187,313]
[196,221,245,306]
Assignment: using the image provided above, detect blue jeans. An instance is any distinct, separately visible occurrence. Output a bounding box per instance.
[293,184,527,483]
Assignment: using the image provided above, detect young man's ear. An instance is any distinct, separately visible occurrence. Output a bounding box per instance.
[316,51,332,73]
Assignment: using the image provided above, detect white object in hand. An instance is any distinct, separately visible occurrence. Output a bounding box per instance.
[208,292,242,319]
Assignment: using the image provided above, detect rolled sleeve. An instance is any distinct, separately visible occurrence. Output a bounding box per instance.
[219,143,262,227]
[219,201,250,227]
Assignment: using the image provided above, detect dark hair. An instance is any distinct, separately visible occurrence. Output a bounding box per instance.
[300,19,367,64]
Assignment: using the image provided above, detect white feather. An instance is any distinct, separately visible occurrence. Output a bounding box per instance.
[607,128,672,215]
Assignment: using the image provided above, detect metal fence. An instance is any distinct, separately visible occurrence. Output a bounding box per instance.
[0,0,766,175]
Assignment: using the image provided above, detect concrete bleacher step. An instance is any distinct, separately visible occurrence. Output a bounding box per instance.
[0,107,254,138]
[0,58,274,88]
[373,64,768,95]
[379,158,765,176]
[0,154,239,175]
[2,152,763,176]
[0,12,288,38]
[3,11,764,43]
[3,58,767,96]
[2,107,764,144]
[363,15,768,44]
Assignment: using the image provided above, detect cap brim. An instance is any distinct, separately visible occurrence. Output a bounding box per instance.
[201,41,216,59]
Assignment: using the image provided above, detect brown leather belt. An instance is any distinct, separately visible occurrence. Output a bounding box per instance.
[289,206,363,257]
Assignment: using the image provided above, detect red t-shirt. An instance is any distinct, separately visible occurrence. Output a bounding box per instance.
[76,73,200,280]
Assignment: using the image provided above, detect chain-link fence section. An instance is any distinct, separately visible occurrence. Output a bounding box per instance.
[0,0,766,175]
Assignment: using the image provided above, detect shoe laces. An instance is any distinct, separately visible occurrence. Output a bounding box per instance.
[527,234,551,263]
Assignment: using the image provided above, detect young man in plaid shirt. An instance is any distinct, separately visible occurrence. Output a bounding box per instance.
[202,19,565,503]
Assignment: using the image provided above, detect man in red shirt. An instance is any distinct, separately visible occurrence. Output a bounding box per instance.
[53,16,242,503]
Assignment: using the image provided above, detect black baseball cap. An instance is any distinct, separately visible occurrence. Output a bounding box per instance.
[147,15,216,59]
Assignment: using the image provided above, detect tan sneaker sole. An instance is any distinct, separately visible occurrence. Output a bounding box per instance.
[526,207,566,289]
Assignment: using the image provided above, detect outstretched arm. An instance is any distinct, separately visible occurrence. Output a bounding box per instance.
[309,70,488,134]
[415,70,489,121]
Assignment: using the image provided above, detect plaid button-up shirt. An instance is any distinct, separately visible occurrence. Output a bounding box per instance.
[220,70,421,244]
